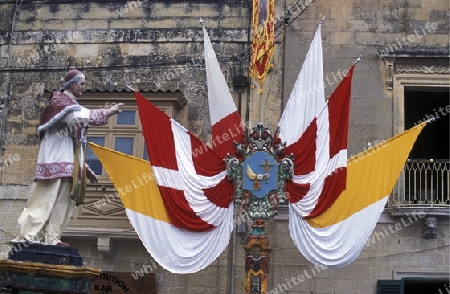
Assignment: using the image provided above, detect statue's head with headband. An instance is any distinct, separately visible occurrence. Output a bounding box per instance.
[64,69,85,89]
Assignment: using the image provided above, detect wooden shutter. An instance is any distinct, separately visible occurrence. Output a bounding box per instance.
[377,280,403,294]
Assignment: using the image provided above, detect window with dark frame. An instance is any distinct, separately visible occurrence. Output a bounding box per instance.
[402,87,450,205]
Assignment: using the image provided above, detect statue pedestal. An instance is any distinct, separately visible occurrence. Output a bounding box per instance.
[0,243,100,293]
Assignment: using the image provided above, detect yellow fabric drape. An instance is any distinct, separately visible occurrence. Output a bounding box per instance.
[88,143,170,224]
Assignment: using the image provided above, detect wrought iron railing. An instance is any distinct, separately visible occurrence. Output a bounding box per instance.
[390,159,450,206]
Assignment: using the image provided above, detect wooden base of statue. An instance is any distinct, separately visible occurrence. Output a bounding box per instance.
[0,242,100,293]
[244,220,272,294]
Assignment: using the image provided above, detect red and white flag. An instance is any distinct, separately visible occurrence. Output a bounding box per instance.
[285,65,354,218]
[204,26,244,158]
[277,22,352,218]
[278,22,325,146]
[129,90,236,273]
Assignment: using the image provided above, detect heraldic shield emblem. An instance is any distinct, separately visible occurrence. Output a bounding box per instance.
[226,123,294,220]
[243,152,277,199]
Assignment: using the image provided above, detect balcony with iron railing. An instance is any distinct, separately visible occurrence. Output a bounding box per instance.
[390,159,450,207]
[387,158,450,238]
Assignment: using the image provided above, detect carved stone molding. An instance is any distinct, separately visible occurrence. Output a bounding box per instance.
[395,64,450,74]
[379,47,449,90]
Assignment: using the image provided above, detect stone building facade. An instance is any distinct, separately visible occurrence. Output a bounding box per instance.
[0,0,448,293]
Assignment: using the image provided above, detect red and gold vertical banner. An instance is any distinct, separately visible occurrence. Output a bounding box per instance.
[250,0,275,92]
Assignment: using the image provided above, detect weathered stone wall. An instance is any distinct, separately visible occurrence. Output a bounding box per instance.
[272,212,450,293]
[0,2,257,293]
[0,0,257,185]
[0,0,448,293]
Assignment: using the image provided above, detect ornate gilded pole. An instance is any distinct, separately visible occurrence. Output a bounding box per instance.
[226,123,293,294]
[244,219,271,294]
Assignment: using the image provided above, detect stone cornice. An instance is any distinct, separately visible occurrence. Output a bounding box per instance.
[378,46,449,58]
[394,63,450,74]
[0,28,249,45]
[64,227,138,239]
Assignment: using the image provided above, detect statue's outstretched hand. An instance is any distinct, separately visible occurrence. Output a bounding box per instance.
[107,103,125,117]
